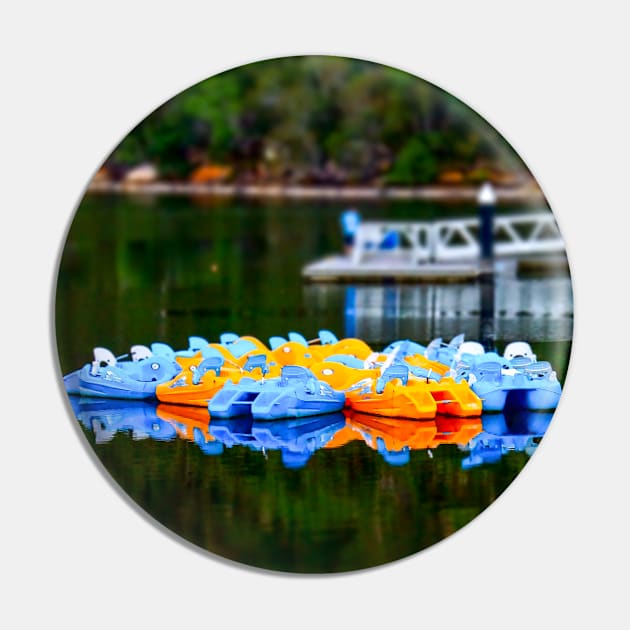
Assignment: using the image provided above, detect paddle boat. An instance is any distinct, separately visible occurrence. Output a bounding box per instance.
[379,339,451,376]
[401,333,562,411]
[63,336,211,398]
[449,340,562,411]
[227,330,446,382]
[203,332,320,370]
[269,330,373,366]
[422,334,466,366]
[270,330,447,376]
[64,345,183,400]
[310,359,437,419]
[309,352,482,419]
[207,364,345,420]
[162,336,287,399]
[156,350,281,407]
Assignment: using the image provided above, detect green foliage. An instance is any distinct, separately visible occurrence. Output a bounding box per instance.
[107,56,526,185]
[385,136,438,185]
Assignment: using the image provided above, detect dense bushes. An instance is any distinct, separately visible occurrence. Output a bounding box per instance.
[107,56,525,186]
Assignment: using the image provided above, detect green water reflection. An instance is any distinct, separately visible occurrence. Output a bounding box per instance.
[72,399,546,573]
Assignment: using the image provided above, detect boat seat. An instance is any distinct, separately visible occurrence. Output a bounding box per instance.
[93,347,117,366]
[511,356,534,370]
[220,332,239,345]
[243,354,269,376]
[524,361,552,377]
[136,358,176,382]
[407,363,441,382]
[375,364,409,393]
[130,345,152,361]
[288,332,309,347]
[455,341,485,363]
[90,347,117,375]
[193,356,224,383]
[318,330,338,345]
[504,341,536,361]
[188,336,209,352]
[408,340,428,356]
[151,342,176,359]
[269,336,287,350]
[388,339,426,357]
[280,365,311,385]
[226,338,257,358]
[324,354,365,369]
[476,361,502,383]
[426,337,443,351]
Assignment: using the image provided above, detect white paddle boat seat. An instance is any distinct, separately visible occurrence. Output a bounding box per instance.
[130,345,153,361]
[504,341,536,362]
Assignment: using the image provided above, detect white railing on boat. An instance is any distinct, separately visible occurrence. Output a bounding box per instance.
[351,212,564,264]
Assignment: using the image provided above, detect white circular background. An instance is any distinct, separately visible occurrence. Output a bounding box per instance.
[3,2,628,628]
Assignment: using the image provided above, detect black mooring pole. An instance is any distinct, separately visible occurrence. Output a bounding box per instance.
[478,182,496,352]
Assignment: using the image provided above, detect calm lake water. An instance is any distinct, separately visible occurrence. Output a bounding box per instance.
[55,193,573,573]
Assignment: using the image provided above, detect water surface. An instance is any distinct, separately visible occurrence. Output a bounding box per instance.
[56,193,572,573]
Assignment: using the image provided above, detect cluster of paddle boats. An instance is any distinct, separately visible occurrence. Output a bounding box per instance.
[64,330,562,420]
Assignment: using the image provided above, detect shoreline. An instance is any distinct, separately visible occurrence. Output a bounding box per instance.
[86,180,546,203]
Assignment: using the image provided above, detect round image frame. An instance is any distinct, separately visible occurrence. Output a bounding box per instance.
[54,54,573,574]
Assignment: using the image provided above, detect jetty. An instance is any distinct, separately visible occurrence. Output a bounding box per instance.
[303,209,566,283]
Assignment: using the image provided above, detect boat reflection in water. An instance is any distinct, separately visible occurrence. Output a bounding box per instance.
[327,412,483,466]
[69,396,553,470]
[211,413,347,469]
[70,397,177,444]
[461,410,553,469]
[156,404,224,456]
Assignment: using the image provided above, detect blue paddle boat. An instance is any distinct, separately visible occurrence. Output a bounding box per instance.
[64,336,209,397]
[208,364,345,420]
[451,340,562,411]
[423,334,466,365]
[413,335,561,412]
[64,346,182,400]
